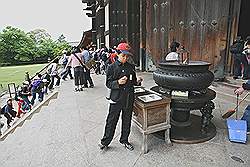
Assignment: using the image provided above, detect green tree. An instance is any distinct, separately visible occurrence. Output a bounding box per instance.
[36,38,56,60]
[0,26,72,65]
[0,26,36,64]
[27,29,51,43]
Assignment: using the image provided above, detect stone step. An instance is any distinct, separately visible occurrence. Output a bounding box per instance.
[0,91,58,141]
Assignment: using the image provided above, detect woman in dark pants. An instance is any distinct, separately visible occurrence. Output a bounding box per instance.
[66,47,86,91]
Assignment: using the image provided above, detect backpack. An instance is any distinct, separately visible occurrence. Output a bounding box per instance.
[32,80,42,91]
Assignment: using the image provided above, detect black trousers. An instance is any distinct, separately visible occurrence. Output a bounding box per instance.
[62,66,73,79]
[74,66,85,86]
[233,57,242,77]
[84,69,94,87]
[101,100,133,146]
[4,110,16,125]
[95,62,101,74]
[48,75,60,90]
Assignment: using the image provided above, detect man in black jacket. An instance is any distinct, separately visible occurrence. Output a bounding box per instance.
[99,43,142,151]
[235,80,250,134]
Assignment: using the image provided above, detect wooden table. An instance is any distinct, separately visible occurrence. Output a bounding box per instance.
[133,91,171,153]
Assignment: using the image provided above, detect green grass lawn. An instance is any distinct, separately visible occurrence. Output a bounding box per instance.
[0,64,48,93]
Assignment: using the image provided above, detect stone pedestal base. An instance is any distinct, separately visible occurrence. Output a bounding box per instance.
[154,114,216,144]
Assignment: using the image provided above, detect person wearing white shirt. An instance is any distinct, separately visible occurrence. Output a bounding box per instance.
[47,62,60,90]
[165,41,181,61]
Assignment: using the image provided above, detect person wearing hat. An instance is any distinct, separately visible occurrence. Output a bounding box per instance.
[99,42,143,151]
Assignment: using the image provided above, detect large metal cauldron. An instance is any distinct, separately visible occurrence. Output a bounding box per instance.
[152,60,216,143]
[153,61,214,91]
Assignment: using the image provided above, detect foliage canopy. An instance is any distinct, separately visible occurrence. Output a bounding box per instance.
[0,26,72,66]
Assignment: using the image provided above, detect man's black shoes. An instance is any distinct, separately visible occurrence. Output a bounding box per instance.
[98,142,134,151]
[98,143,108,150]
[120,142,134,151]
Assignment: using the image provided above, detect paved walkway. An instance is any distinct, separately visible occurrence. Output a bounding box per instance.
[0,72,249,167]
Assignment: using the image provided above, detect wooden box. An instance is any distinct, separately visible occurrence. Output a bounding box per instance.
[133,90,171,153]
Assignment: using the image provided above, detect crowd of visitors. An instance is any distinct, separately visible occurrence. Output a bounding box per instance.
[0,71,55,129]
[0,44,123,132]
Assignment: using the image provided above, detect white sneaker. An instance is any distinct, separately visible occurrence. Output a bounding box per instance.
[247,131,250,135]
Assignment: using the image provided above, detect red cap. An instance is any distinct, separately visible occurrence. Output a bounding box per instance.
[116,43,132,55]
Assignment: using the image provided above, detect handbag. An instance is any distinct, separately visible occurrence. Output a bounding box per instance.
[85,58,97,70]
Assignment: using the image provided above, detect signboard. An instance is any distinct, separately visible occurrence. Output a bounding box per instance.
[8,83,17,98]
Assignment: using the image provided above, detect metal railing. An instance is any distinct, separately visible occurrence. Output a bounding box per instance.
[0,56,60,98]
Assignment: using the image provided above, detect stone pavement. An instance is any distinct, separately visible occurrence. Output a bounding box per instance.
[0,72,249,167]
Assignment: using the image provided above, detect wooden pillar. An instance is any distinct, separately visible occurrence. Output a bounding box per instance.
[140,0,146,71]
